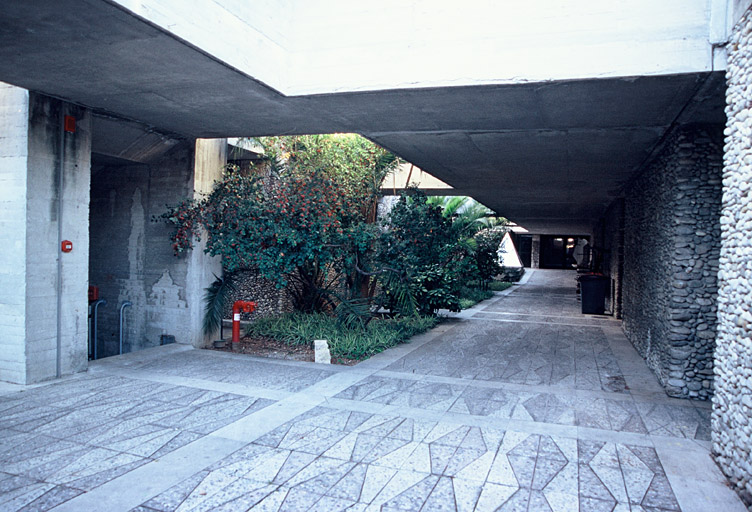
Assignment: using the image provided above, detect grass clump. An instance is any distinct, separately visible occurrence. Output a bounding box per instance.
[457,281,514,309]
[245,313,439,361]
[488,281,514,292]
[458,286,494,310]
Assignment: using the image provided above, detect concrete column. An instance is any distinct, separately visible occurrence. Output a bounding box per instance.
[0,84,90,384]
[531,234,541,268]
[601,199,624,318]
[0,84,29,384]
[185,139,226,346]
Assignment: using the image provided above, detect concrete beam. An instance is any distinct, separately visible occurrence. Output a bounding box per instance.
[0,1,727,235]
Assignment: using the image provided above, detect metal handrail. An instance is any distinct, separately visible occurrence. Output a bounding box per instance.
[90,299,107,360]
[119,301,132,355]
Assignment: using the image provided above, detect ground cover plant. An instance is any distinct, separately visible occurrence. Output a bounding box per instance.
[489,281,514,292]
[245,312,439,361]
[458,286,494,310]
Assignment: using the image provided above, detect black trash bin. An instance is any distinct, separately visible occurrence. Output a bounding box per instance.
[580,274,609,314]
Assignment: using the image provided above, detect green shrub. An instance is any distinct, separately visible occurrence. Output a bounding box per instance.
[245,313,440,361]
[474,227,507,281]
[377,190,463,316]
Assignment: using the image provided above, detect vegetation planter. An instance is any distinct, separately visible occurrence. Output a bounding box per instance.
[213,340,227,349]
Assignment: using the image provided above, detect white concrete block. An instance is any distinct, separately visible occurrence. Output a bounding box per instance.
[314,339,332,364]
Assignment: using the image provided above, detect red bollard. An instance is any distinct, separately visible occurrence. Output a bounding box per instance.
[231,300,257,349]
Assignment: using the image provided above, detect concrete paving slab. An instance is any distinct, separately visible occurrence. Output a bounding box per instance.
[0,268,744,511]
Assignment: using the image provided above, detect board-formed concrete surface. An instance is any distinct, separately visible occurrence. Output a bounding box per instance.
[0,270,745,511]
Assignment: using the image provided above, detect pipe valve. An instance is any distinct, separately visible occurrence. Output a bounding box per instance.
[231,300,257,346]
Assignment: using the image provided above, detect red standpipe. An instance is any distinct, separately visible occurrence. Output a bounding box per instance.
[232,300,257,347]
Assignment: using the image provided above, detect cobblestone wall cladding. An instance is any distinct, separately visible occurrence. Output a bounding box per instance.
[224,269,294,320]
[713,5,752,504]
[600,199,625,319]
[622,127,722,401]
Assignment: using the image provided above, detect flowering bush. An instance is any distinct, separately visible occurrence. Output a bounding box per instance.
[165,135,398,313]
[165,136,501,319]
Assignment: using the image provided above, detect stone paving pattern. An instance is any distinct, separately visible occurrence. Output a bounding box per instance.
[0,270,744,511]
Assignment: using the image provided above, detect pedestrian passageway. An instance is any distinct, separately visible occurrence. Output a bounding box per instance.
[0,270,743,511]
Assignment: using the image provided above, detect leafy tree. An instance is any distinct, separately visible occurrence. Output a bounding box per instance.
[260,135,400,306]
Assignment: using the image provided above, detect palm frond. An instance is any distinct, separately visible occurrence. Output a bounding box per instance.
[383,272,419,317]
[426,196,469,219]
[334,297,373,330]
[203,273,237,336]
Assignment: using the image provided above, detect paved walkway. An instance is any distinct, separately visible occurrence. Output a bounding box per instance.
[0,269,745,511]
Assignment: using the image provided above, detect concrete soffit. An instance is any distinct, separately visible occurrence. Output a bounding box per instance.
[91,113,185,165]
[108,0,723,96]
[616,72,727,201]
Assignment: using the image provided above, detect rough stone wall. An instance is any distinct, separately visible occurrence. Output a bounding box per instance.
[713,6,752,503]
[622,127,722,400]
[223,269,294,319]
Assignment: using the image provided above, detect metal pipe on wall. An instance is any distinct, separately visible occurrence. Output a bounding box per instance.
[55,107,65,377]
[119,301,132,355]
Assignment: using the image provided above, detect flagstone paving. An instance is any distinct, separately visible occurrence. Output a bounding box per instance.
[0,269,745,511]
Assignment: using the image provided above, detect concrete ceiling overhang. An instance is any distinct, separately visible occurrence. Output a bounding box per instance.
[0,0,726,233]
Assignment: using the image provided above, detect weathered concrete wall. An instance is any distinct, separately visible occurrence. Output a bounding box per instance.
[714,5,752,504]
[0,84,30,384]
[89,139,223,356]
[0,85,91,384]
[26,93,91,382]
[622,126,722,400]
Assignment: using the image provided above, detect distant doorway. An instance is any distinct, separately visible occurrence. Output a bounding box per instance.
[540,235,589,269]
